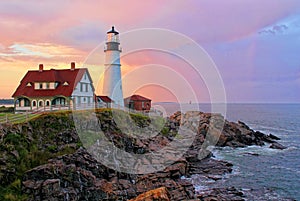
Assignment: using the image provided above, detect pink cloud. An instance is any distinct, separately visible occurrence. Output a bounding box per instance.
[151,0,300,43]
[1,0,300,101]
[1,0,299,49]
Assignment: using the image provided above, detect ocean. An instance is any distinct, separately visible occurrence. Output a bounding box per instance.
[154,103,300,200]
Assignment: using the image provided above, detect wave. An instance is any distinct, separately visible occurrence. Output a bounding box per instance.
[271,165,300,175]
[241,187,294,201]
[181,174,218,192]
[248,124,297,133]
[213,145,285,158]
[285,146,299,151]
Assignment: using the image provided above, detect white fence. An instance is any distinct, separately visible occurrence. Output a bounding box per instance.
[1,103,163,125]
[0,112,40,124]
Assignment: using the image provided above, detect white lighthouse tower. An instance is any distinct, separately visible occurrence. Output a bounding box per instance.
[102,26,124,107]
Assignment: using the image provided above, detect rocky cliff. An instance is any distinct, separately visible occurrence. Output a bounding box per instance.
[0,109,287,200]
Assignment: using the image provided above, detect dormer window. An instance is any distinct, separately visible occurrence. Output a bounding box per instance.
[26,82,32,87]
[34,82,57,90]
[63,81,69,86]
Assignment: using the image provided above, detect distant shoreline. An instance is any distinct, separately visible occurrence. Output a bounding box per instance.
[0,99,14,108]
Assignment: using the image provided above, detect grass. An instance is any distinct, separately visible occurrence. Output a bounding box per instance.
[0,106,14,113]
[0,113,41,124]
[0,179,27,201]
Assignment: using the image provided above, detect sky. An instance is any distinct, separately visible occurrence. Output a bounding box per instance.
[1,0,300,103]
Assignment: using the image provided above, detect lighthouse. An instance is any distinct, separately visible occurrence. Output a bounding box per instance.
[102,26,124,107]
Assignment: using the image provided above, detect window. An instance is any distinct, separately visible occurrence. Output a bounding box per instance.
[129,102,134,109]
[83,97,86,102]
[80,83,88,92]
[39,83,43,89]
[142,102,144,108]
[39,101,43,107]
[24,99,30,107]
[46,83,50,89]
[46,100,50,106]
[32,100,36,107]
[80,83,83,92]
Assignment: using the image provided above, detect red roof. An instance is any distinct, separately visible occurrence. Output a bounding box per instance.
[124,95,151,101]
[12,68,91,98]
[97,96,113,103]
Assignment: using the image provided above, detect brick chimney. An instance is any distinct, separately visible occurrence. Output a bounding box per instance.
[71,62,75,70]
[39,64,43,72]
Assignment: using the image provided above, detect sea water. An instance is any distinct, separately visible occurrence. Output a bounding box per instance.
[155,103,300,200]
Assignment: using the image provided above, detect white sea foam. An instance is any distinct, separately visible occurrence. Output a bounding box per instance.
[213,145,284,160]
[247,123,297,133]
[182,174,217,192]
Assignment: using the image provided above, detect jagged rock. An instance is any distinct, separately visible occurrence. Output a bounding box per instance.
[128,187,170,201]
[238,121,251,130]
[188,158,233,176]
[22,148,127,200]
[269,134,281,140]
[270,142,287,150]
[169,111,182,123]
[135,170,195,200]
[22,148,195,200]
[169,111,283,149]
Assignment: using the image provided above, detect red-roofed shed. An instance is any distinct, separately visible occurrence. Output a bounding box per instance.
[96,96,114,108]
[124,95,151,111]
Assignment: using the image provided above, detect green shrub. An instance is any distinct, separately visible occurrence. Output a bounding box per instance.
[160,127,170,136]
[0,179,27,201]
[47,145,57,152]
[0,106,14,113]
[4,133,21,145]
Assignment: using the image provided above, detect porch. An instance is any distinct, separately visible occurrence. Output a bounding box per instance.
[14,96,71,113]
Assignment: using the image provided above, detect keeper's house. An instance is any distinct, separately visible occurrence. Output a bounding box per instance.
[12,62,94,113]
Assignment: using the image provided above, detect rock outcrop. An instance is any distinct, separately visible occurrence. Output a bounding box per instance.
[270,142,287,150]
[22,148,196,201]
[169,111,285,149]
[128,187,170,201]
[0,109,288,200]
